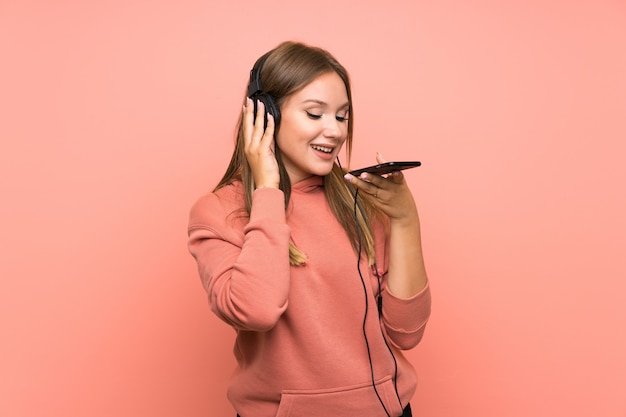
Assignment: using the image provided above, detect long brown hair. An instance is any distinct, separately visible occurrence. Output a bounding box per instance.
[215,41,381,266]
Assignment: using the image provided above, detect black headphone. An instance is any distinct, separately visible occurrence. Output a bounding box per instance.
[247,52,281,128]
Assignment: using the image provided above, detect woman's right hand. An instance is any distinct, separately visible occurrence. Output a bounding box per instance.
[243,98,280,189]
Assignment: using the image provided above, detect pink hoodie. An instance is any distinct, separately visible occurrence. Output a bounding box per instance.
[188,176,431,417]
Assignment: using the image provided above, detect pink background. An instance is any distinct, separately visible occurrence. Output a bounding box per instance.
[1,1,625,416]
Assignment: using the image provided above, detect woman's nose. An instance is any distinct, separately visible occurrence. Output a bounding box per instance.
[322,116,342,138]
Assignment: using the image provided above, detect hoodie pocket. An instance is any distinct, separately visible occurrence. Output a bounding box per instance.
[275,375,403,417]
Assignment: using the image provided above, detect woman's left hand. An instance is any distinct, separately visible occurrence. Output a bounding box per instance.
[344,153,419,226]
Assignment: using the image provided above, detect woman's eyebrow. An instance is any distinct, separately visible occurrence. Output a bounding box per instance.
[301,99,350,109]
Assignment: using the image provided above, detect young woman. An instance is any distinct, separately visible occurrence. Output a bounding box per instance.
[188,41,431,417]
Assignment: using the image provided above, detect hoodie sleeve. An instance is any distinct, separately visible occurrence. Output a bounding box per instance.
[187,186,291,331]
[380,281,431,350]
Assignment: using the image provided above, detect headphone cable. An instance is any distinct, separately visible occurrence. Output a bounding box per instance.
[338,158,404,415]
[353,187,392,417]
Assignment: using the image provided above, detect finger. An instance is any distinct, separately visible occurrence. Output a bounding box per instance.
[376,151,387,164]
[243,98,254,143]
[358,172,385,187]
[261,113,275,150]
[389,170,405,184]
[345,172,384,198]
[252,100,266,138]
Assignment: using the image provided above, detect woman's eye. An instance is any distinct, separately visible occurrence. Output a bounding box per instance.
[336,115,348,122]
[305,111,322,120]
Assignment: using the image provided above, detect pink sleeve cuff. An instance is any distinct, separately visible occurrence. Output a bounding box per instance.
[382,281,432,333]
[248,187,286,225]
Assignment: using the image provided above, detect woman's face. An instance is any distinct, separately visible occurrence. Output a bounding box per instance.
[276,71,349,184]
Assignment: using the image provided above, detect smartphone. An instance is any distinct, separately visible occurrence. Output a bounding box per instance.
[348,161,421,177]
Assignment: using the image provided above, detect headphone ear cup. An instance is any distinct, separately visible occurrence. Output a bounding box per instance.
[254,93,281,128]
